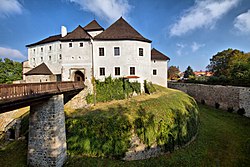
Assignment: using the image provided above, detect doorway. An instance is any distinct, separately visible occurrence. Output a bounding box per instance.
[74,71,85,82]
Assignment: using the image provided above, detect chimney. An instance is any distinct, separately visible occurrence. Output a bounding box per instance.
[61,26,67,37]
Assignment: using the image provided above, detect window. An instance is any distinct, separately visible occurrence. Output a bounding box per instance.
[130,67,135,75]
[139,48,143,56]
[99,47,104,56]
[41,47,43,52]
[115,67,120,76]
[69,43,72,47]
[33,49,35,53]
[114,47,120,56]
[59,54,62,60]
[49,46,52,51]
[41,57,43,62]
[100,67,105,76]
[60,44,62,49]
[153,69,157,75]
[49,56,51,61]
[153,60,156,63]
[79,43,83,47]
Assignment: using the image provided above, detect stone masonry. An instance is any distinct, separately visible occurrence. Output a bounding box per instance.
[28,94,67,167]
[168,82,250,117]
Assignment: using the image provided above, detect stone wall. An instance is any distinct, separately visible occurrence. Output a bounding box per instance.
[28,94,67,167]
[168,82,250,117]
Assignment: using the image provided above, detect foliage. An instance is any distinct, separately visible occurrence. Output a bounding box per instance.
[66,86,199,158]
[86,76,141,103]
[183,66,195,78]
[168,66,180,80]
[0,58,22,84]
[206,48,250,86]
[2,105,250,166]
[144,80,156,94]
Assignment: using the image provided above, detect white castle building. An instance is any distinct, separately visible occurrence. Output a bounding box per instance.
[23,17,170,88]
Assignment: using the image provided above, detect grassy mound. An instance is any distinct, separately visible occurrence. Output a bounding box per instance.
[66,85,199,158]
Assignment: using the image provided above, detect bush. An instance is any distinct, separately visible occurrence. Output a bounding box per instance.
[144,80,156,94]
[237,108,246,116]
[87,77,141,103]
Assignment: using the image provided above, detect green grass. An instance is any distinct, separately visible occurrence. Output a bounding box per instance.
[66,87,198,157]
[1,102,250,166]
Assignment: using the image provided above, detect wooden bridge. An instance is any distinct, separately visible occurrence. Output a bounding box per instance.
[0,81,84,113]
[0,81,85,166]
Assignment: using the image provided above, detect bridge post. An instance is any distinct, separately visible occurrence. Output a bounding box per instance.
[28,94,67,167]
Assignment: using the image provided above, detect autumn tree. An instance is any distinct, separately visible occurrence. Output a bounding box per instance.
[168,66,180,80]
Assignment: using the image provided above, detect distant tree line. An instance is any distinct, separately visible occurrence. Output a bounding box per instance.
[169,48,250,87]
[0,58,22,84]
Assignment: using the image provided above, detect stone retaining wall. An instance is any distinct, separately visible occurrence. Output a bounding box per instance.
[168,82,250,117]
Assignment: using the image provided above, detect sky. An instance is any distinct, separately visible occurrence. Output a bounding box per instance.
[0,0,250,71]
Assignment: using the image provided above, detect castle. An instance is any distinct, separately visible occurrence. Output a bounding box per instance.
[23,17,170,89]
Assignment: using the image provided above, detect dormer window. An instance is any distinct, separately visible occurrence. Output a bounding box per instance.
[69,43,72,47]
[99,47,104,56]
[114,47,120,56]
[139,48,143,56]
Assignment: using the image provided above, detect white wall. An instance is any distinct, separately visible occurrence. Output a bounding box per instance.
[151,60,168,87]
[61,41,92,84]
[87,30,103,38]
[92,40,151,84]
[27,41,62,74]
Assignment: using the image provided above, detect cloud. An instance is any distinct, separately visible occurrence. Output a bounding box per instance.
[0,47,26,60]
[191,42,205,52]
[170,0,240,36]
[234,10,250,34]
[68,0,132,23]
[176,43,186,56]
[0,0,23,18]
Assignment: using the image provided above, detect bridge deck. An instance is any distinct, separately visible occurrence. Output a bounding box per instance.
[0,81,84,113]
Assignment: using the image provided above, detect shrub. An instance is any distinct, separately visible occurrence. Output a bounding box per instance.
[237,108,246,116]
[87,77,141,103]
[144,80,156,94]
[215,102,220,109]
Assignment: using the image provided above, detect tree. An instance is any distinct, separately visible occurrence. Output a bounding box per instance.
[206,48,244,77]
[184,66,195,78]
[0,58,22,84]
[168,66,180,80]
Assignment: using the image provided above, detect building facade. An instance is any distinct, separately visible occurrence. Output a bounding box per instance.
[24,17,170,88]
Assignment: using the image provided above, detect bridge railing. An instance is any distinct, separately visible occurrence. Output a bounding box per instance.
[0,81,84,101]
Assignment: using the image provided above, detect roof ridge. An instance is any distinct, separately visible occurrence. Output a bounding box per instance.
[94,17,151,43]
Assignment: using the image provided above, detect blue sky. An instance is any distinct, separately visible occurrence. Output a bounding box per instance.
[0,0,250,71]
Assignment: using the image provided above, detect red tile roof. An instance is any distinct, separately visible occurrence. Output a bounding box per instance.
[151,48,170,60]
[25,63,53,75]
[95,17,151,43]
[83,20,104,31]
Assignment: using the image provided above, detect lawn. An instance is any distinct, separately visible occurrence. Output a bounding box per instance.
[0,103,249,167]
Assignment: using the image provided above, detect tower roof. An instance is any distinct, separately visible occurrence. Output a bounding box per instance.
[25,63,53,75]
[83,20,104,31]
[60,25,91,41]
[95,17,151,43]
[151,48,170,60]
